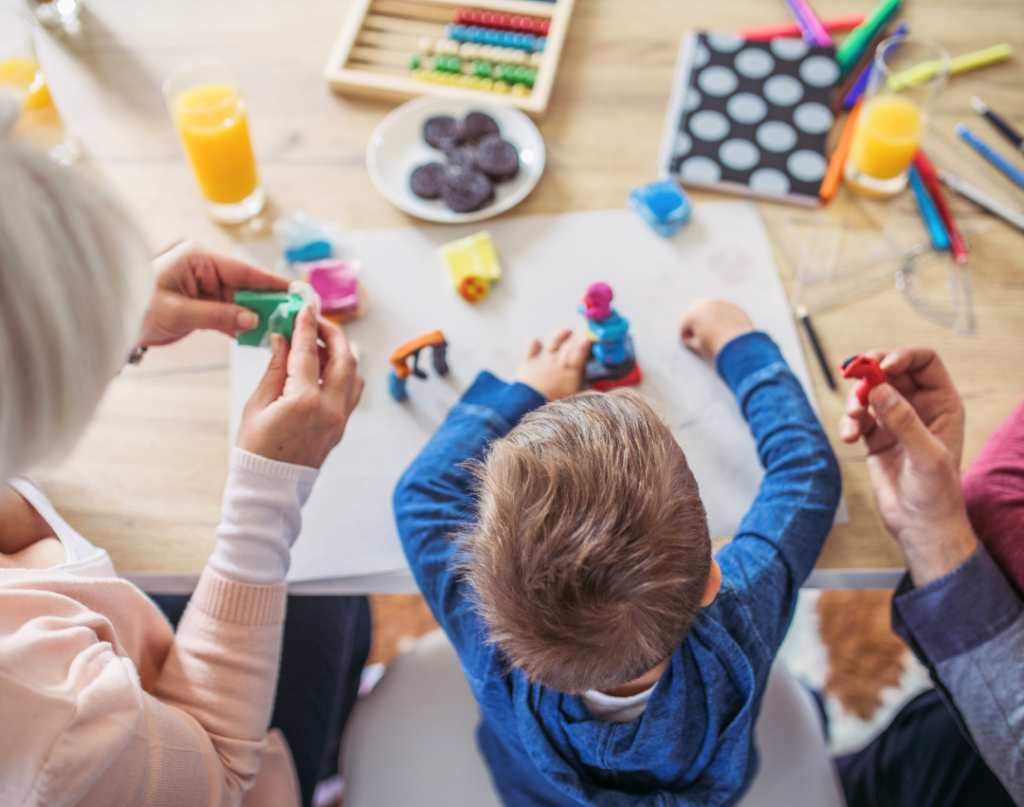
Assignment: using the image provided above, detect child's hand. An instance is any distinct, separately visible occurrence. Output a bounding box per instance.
[679,299,754,360]
[515,328,592,401]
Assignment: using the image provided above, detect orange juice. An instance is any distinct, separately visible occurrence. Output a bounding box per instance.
[172,83,259,205]
[849,95,923,181]
[0,56,62,131]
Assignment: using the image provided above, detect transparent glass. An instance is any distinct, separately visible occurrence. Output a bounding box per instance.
[27,0,83,28]
[845,36,950,197]
[163,59,265,224]
[0,9,79,163]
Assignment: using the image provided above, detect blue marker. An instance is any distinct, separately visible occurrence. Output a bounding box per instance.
[908,165,950,250]
[844,22,908,109]
[956,124,1024,192]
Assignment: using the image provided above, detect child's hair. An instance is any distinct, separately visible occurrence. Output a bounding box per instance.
[462,389,711,694]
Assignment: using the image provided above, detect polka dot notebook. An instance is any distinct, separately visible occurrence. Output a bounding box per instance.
[657,32,838,207]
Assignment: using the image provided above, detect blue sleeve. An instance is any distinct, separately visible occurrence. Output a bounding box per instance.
[892,545,1024,801]
[393,371,547,676]
[712,332,842,661]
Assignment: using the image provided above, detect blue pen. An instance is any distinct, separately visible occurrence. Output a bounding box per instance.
[908,165,950,250]
[956,124,1024,192]
[844,22,908,109]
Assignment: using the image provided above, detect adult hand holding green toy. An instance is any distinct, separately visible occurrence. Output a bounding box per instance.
[141,240,289,347]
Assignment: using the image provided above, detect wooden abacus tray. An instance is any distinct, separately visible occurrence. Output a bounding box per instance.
[324,0,575,117]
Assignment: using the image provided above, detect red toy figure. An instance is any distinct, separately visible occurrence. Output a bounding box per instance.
[840,355,887,406]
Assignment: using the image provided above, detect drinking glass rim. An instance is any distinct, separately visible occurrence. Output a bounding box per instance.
[0,8,35,60]
[873,34,952,88]
[162,58,243,113]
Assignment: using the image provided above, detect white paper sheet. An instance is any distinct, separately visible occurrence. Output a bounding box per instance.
[231,203,837,583]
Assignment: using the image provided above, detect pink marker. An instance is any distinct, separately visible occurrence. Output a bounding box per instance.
[784,0,832,46]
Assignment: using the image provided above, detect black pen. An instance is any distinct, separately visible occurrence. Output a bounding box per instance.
[796,305,836,390]
[971,97,1024,154]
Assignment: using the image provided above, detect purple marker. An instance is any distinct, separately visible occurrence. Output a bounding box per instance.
[843,22,908,110]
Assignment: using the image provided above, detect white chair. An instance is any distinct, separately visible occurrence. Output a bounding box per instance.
[341,629,846,807]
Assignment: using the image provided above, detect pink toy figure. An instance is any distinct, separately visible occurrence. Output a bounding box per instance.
[307,260,360,315]
[840,355,887,406]
[582,282,614,321]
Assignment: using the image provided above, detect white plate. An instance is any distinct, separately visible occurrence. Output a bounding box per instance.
[366,96,546,224]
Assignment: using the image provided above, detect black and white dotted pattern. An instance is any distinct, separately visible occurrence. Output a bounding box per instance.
[670,33,836,202]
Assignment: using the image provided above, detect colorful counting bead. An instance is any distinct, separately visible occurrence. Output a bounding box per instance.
[511,83,528,96]
[409,53,421,69]
[418,36,433,55]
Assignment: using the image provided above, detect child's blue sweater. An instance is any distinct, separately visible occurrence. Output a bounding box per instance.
[393,332,842,806]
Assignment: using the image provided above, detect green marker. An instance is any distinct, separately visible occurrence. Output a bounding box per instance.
[836,0,901,74]
[235,290,304,347]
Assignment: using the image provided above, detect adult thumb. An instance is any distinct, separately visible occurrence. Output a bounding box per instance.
[248,334,289,409]
[869,383,939,459]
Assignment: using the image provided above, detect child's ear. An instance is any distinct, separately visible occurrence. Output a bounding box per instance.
[701,558,722,608]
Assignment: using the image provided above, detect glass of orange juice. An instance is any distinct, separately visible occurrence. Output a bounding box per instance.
[0,9,79,164]
[163,60,265,224]
[844,36,950,197]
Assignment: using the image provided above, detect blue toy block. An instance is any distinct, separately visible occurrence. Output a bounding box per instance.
[628,178,692,237]
[388,370,409,402]
[285,240,332,264]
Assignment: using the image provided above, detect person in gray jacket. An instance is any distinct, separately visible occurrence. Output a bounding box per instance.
[836,344,1022,807]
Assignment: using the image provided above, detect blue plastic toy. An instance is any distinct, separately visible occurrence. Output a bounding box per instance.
[628,178,692,237]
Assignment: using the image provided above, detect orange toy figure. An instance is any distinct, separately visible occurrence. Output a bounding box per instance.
[840,355,887,406]
[388,330,449,401]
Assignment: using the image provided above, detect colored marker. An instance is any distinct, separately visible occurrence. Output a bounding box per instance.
[820,99,862,202]
[843,22,908,109]
[912,151,968,264]
[836,0,901,74]
[783,0,832,46]
[796,306,836,390]
[970,97,1024,154]
[889,43,1012,88]
[956,125,1024,193]
[938,169,1024,234]
[738,14,864,40]
[908,165,950,250]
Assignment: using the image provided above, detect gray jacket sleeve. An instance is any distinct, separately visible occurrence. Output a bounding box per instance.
[892,545,1024,804]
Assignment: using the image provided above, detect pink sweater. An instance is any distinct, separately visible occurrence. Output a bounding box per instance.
[0,451,315,807]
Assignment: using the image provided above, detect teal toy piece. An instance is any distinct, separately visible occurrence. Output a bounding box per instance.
[628,178,692,237]
[235,290,304,347]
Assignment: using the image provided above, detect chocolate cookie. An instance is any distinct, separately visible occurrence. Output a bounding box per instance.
[445,145,477,172]
[423,115,462,150]
[463,111,500,143]
[443,170,494,213]
[475,136,519,181]
[410,162,449,199]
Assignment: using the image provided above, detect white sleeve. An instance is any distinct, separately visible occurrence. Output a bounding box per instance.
[207,448,319,585]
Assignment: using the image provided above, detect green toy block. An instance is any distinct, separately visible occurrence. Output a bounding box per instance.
[235,290,304,347]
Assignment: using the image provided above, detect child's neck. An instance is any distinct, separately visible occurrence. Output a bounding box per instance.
[599,658,670,698]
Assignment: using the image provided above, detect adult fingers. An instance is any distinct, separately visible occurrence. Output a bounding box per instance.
[286,304,322,388]
[193,246,291,293]
[523,337,542,360]
[545,328,573,353]
[867,383,943,463]
[247,334,290,409]
[167,297,259,336]
[318,318,358,401]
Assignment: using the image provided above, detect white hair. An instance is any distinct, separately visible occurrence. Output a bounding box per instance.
[0,96,153,482]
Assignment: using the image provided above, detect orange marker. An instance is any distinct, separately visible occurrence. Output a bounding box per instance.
[820,99,863,202]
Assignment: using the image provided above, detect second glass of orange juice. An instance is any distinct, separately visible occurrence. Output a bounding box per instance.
[0,9,79,164]
[844,37,950,198]
[164,60,265,223]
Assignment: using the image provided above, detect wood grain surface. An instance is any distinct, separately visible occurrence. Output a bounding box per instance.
[27,0,1024,574]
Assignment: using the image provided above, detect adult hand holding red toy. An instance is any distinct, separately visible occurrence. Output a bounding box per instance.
[838,346,977,586]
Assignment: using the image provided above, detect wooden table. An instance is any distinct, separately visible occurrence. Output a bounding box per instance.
[30,0,1024,585]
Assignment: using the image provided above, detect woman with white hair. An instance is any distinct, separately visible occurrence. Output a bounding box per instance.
[0,99,367,807]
